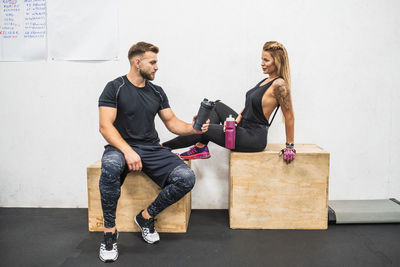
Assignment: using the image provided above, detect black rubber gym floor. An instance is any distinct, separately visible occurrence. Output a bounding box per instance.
[0,208,399,267]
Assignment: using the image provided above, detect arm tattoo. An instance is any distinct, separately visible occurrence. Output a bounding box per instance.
[273,81,292,112]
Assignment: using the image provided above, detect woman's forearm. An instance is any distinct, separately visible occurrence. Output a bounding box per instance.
[236,109,244,124]
[235,114,242,124]
[284,118,295,143]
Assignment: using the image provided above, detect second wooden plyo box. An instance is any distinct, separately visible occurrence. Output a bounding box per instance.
[229,144,330,230]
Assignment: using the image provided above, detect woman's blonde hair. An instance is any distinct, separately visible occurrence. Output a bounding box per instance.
[263,41,291,89]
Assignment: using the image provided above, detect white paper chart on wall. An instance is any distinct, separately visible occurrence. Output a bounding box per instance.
[0,0,47,61]
[47,0,118,61]
[0,0,118,61]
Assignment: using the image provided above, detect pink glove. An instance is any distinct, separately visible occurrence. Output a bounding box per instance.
[280,147,296,164]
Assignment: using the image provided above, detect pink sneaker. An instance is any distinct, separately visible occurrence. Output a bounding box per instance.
[179,145,211,160]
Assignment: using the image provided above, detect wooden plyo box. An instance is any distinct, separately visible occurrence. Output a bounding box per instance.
[87,160,191,232]
[229,144,329,230]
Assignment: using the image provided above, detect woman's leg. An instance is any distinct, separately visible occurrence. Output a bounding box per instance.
[209,101,239,125]
[200,124,268,151]
[164,123,268,155]
[162,102,238,149]
[234,126,268,152]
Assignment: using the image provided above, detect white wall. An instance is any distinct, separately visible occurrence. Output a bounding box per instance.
[0,0,399,208]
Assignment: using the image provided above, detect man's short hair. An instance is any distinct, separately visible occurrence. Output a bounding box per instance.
[128,42,159,62]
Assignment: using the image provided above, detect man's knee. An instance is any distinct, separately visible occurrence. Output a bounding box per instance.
[101,151,125,180]
[170,164,196,193]
[183,168,196,192]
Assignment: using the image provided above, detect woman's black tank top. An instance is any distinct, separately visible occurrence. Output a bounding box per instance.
[241,77,281,126]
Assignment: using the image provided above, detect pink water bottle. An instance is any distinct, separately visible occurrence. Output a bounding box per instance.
[225,114,236,149]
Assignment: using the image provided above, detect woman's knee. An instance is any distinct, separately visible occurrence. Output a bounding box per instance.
[213,101,224,120]
[215,101,225,110]
[214,101,230,116]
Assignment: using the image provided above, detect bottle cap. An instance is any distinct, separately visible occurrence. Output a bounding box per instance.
[201,98,216,110]
[226,114,235,121]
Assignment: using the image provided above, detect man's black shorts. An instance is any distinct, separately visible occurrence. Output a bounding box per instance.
[103,144,185,188]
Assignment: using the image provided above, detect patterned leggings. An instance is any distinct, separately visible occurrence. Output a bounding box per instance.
[99,148,195,228]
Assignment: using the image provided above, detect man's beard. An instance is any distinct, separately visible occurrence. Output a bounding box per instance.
[139,69,154,81]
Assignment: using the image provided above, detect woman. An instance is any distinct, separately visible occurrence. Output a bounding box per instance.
[162,41,296,163]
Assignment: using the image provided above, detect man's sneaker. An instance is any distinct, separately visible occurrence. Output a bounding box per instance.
[134,210,160,244]
[99,230,119,263]
[179,145,211,160]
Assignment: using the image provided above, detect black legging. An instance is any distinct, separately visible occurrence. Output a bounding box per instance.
[100,146,195,228]
[162,102,268,152]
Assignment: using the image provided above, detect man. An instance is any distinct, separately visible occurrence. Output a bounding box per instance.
[97,42,209,262]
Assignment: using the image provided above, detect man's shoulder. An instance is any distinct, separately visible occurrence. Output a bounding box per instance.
[106,76,126,90]
[99,76,127,107]
[147,81,163,91]
[147,81,169,107]
[147,81,168,97]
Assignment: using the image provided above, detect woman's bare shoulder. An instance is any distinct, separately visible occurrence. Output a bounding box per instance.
[271,78,290,96]
[272,78,287,87]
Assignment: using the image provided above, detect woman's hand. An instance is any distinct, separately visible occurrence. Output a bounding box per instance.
[280,147,296,164]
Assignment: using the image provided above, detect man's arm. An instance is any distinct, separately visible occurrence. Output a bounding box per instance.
[158,108,209,136]
[99,106,142,171]
[273,80,295,143]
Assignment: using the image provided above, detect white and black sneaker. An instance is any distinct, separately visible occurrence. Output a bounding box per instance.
[134,210,160,244]
[99,230,119,263]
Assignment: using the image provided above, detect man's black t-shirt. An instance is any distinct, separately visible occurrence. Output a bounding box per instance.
[98,75,170,146]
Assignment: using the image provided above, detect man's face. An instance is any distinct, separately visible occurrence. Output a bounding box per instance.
[138,51,158,80]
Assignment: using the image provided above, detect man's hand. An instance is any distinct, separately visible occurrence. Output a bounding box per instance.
[124,148,142,171]
[191,115,210,134]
